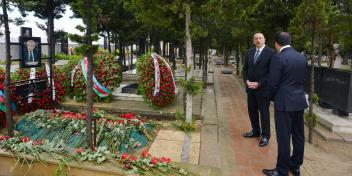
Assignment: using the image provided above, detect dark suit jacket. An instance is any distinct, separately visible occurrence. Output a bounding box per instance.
[268,47,308,112]
[23,50,39,64]
[243,46,275,97]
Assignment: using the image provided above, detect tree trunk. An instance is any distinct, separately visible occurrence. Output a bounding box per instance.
[138,38,146,57]
[153,40,161,54]
[48,3,55,105]
[236,44,240,75]
[123,44,126,69]
[308,20,317,144]
[85,0,94,149]
[185,6,193,123]
[170,43,176,70]
[182,47,186,65]
[162,41,166,57]
[224,47,229,67]
[203,45,208,88]
[2,0,14,136]
[328,32,336,68]
[318,33,322,66]
[342,51,349,65]
[119,40,123,64]
[193,47,196,69]
[199,39,202,69]
[130,45,133,70]
[107,30,111,53]
[118,40,123,77]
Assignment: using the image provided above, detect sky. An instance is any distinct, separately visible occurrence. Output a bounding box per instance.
[3,5,103,44]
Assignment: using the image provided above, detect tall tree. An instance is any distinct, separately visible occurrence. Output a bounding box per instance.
[290,0,329,143]
[1,0,25,135]
[184,3,193,123]
[70,0,99,149]
[1,0,13,136]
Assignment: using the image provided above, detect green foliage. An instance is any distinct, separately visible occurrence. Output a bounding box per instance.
[55,53,82,61]
[305,112,318,128]
[312,93,319,104]
[178,77,202,96]
[289,0,331,52]
[173,110,196,133]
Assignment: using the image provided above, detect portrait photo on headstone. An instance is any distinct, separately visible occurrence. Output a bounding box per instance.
[20,27,32,37]
[19,36,42,68]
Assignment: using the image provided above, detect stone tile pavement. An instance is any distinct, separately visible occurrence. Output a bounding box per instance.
[213,65,277,176]
[148,130,200,165]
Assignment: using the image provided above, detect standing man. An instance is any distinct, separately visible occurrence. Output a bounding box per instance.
[263,32,307,176]
[242,33,275,147]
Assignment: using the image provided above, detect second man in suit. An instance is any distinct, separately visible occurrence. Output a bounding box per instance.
[263,32,308,176]
[242,33,275,147]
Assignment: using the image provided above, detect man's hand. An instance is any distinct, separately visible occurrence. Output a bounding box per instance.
[246,81,259,89]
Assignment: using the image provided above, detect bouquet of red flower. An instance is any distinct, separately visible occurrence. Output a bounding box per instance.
[115,149,193,175]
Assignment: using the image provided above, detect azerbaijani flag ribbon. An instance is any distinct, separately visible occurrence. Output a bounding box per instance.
[0,90,16,112]
[81,58,111,97]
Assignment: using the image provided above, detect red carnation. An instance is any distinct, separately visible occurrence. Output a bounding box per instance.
[0,136,10,141]
[121,153,129,160]
[20,136,30,143]
[129,156,137,162]
[160,157,172,164]
[76,147,84,154]
[32,140,44,146]
[141,149,149,158]
[151,157,158,165]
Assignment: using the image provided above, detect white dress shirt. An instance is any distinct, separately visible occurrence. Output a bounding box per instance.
[279,45,291,53]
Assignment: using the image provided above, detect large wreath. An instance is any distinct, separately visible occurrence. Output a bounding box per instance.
[63,49,121,102]
[136,53,176,108]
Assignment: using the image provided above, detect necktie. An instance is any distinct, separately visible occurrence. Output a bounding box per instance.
[254,49,260,64]
[29,52,34,62]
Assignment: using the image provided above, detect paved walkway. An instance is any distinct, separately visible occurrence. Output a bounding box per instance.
[212,59,352,176]
[214,64,277,176]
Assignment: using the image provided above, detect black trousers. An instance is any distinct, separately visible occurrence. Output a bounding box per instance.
[246,93,270,137]
[275,110,305,176]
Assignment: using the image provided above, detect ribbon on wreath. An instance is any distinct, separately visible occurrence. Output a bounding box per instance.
[45,63,56,100]
[151,54,161,96]
[0,90,16,113]
[151,53,176,96]
[81,57,111,97]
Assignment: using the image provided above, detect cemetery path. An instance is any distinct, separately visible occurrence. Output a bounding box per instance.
[214,64,276,176]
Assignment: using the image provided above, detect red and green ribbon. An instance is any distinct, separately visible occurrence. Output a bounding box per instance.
[81,58,111,97]
[0,90,16,113]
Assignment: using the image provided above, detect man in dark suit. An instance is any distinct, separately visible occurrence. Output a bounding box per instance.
[242,33,275,147]
[263,32,308,176]
[23,39,39,66]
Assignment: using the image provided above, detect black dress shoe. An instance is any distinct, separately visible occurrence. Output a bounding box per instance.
[243,131,260,138]
[259,137,269,147]
[263,168,280,176]
[289,167,300,176]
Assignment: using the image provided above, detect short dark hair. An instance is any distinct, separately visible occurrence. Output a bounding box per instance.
[274,32,291,46]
